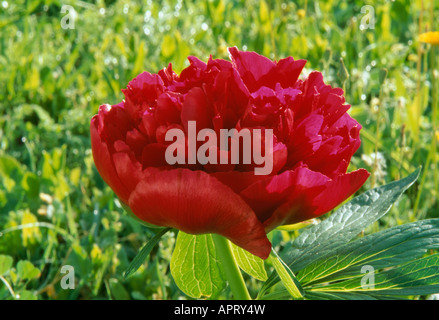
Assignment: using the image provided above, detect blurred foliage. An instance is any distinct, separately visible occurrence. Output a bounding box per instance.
[0,0,438,300]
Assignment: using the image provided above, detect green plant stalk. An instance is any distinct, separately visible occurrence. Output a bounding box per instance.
[431,46,438,191]
[0,275,17,299]
[372,69,387,188]
[412,144,432,217]
[267,2,277,60]
[212,234,251,300]
[429,0,438,191]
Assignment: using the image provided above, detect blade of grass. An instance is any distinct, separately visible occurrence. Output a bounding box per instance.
[124,227,172,278]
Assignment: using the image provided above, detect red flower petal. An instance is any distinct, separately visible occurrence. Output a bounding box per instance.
[90,115,131,204]
[228,47,275,92]
[155,92,182,124]
[264,168,370,231]
[112,149,144,195]
[128,168,272,259]
[210,170,269,193]
[286,113,324,168]
[122,72,165,121]
[229,47,306,92]
[141,143,169,167]
[240,166,369,231]
[240,166,324,224]
[181,87,212,132]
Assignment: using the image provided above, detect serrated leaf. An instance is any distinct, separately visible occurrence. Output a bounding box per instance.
[309,254,439,296]
[298,219,439,286]
[170,232,225,299]
[231,243,267,281]
[285,168,420,270]
[261,168,420,294]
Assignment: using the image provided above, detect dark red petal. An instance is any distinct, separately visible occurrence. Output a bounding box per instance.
[155,92,182,124]
[125,127,148,158]
[240,166,325,224]
[266,57,307,88]
[141,143,169,167]
[235,140,287,175]
[139,111,157,142]
[97,104,133,143]
[90,116,130,204]
[158,63,178,87]
[286,113,324,168]
[210,170,269,193]
[312,169,370,215]
[270,141,288,174]
[128,168,271,259]
[122,72,165,121]
[263,168,370,231]
[304,136,346,177]
[228,47,275,92]
[181,87,212,132]
[112,148,144,195]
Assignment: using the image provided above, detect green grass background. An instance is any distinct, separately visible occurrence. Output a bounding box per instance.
[0,0,438,300]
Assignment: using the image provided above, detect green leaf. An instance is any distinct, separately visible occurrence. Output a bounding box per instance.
[261,168,420,294]
[0,155,24,191]
[67,243,92,279]
[21,172,40,198]
[309,254,439,296]
[17,289,38,300]
[259,0,270,23]
[108,278,130,300]
[0,255,13,276]
[161,35,176,58]
[286,168,421,270]
[21,210,42,247]
[16,260,40,280]
[298,219,439,286]
[132,40,146,77]
[303,290,405,300]
[170,232,225,299]
[124,227,171,278]
[268,250,304,299]
[231,243,267,281]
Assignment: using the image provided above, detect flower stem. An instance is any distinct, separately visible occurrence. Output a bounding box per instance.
[212,234,251,300]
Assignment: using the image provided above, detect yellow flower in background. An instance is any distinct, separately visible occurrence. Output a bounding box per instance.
[419,31,439,45]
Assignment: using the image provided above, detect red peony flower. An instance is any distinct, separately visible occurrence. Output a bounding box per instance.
[90,47,369,259]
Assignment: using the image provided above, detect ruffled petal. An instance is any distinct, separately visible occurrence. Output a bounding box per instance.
[90,115,131,204]
[228,47,275,92]
[181,87,212,132]
[240,166,369,231]
[263,168,370,231]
